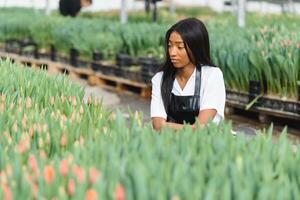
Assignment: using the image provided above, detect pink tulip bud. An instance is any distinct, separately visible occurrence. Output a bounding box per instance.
[28,154,39,175]
[60,134,67,147]
[1,184,12,200]
[72,165,85,183]
[68,179,76,196]
[44,165,55,184]
[114,183,125,200]
[85,189,97,200]
[89,167,101,184]
[59,159,68,176]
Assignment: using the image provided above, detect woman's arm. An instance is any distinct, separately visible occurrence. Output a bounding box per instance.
[152,109,216,132]
[152,117,187,131]
[196,109,217,125]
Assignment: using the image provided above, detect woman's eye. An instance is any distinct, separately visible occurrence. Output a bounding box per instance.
[178,46,185,49]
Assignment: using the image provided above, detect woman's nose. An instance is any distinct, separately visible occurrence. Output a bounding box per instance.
[169,47,177,57]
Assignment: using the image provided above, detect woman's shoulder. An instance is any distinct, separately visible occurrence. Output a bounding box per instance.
[151,71,164,83]
[201,65,223,79]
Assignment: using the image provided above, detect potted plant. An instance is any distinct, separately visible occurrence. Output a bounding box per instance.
[4,39,20,54]
[91,51,103,71]
[139,57,158,73]
[70,48,79,67]
[298,83,300,102]
[248,80,262,107]
[19,38,39,59]
[116,53,134,68]
[92,51,103,61]
[50,44,57,61]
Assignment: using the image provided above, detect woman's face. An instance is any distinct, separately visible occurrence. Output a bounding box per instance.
[168,31,193,69]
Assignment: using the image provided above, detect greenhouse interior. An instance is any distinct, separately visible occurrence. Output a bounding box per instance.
[0,0,300,199]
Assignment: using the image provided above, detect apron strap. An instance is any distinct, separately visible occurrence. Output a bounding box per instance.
[194,65,202,97]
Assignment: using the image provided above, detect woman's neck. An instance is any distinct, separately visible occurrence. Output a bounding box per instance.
[176,63,196,81]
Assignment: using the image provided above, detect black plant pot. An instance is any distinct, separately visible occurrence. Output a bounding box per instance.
[298,85,300,102]
[127,71,136,81]
[20,38,35,46]
[91,62,101,71]
[113,66,125,77]
[101,66,110,75]
[140,71,152,84]
[283,102,297,113]
[100,65,115,76]
[91,51,103,71]
[4,39,20,54]
[249,80,262,106]
[138,57,158,76]
[92,51,103,61]
[70,48,79,67]
[116,53,134,67]
[58,55,69,64]
[33,43,39,59]
[76,59,89,68]
[107,66,115,76]
[19,38,39,58]
[50,44,56,61]
[272,100,282,110]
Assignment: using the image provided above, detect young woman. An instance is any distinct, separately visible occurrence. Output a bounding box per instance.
[151,18,226,131]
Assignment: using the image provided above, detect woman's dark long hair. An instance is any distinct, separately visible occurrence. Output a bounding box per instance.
[159,17,216,111]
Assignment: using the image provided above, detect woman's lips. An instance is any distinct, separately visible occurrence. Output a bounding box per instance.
[171,59,179,63]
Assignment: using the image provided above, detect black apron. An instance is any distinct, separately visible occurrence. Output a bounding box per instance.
[167,67,201,124]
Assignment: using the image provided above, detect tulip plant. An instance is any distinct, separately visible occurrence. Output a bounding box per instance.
[0,59,300,199]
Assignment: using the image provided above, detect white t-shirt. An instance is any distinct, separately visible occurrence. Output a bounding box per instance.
[150,66,226,124]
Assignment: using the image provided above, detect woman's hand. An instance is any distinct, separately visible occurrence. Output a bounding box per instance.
[152,117,192,131]
[152,117,166,131]
[151,109,217,132]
